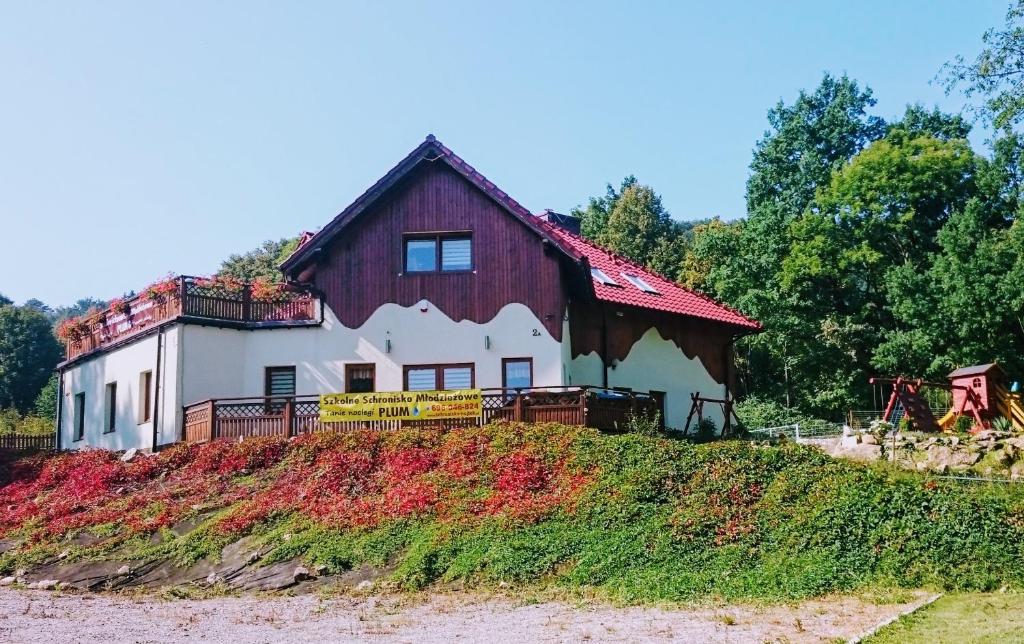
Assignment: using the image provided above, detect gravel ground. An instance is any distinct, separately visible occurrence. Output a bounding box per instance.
[0,588,930,643]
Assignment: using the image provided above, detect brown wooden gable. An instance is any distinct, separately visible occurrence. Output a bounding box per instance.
[308,160,569,338]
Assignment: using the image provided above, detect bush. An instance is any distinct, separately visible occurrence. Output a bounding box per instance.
[0,409,53,436]
[694,417,717,442]
[953,415,975,433]
[733,395,828,430]
[627,409,662,436]
[0,424,1022,602]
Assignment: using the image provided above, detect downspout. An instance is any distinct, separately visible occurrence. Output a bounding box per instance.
[151,326,163,452]
[54,369,65,451]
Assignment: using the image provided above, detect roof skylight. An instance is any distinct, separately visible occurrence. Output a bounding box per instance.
[621,272,659,294]
[591,268,619,286]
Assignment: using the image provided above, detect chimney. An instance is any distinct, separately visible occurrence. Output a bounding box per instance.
[537,209,581,235]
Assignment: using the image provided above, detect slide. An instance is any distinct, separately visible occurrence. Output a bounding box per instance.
[937,408,957,431]
[993,383,1024,431]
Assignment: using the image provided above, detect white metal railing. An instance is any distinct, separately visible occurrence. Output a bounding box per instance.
[747,420,845,443]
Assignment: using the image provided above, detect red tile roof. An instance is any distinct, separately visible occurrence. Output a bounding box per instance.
[539,220,761,331]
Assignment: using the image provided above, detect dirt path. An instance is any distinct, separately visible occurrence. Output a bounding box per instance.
[0,588,930,643]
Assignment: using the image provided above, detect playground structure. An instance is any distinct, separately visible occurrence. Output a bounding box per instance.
[682,392,742,438]
[870,363,1024,433]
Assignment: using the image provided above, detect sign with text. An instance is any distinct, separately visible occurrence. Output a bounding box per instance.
[319,389,483,422]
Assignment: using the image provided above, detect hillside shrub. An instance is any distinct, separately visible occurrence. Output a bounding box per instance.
[0,424,1021,602]
[0,409,52,436]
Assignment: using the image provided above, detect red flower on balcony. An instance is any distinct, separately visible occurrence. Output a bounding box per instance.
[250,278,288,303]
[193,275,244,297]
[108,297,131,316]
[144,275,179,303]
[55,318,84,342]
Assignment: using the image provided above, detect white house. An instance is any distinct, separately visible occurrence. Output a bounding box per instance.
[56,136,760,451]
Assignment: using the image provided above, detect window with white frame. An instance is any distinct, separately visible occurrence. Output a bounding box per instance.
[404,364,475,391]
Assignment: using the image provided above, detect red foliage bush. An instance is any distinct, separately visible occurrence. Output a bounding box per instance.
[0,425,595,545]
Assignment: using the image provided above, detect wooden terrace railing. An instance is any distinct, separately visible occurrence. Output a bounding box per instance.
[65,276,319,361]
[181,386,663,443]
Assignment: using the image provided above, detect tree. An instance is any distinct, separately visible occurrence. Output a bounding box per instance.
[33,373,59,420]
[809,134,977,268]
[600,184,674,267]
[21,299,51,315]
[574,176,635,241]
[572,177,691,279]
[746,73,886,217]
[942,1,1024,129]
[887,104,971,142]
[0,294,11,308]
[697,75,888,414]
[874,129,1024,380]
[0,306,62,412]
[53,298,107,322]
[218,238,300,282]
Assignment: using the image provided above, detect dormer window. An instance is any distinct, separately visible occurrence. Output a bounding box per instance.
[591,268,619,286]
[404,233,472,273]
[621,272,659,294]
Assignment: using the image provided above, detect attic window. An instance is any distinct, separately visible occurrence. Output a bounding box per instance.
[621,272,659,294]
[591,268,619,286]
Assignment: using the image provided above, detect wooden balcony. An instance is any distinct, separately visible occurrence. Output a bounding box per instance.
[63,276,319,362]
[181,386,663,443]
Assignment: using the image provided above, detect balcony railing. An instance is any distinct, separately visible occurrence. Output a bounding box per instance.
[181,386,664,443]
[64,276,319,361]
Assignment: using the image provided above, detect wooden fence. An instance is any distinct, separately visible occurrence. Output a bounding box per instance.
[0,433,54,453]
[182,386,663,443]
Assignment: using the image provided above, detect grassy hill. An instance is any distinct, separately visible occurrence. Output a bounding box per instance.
[1,423,1022,601]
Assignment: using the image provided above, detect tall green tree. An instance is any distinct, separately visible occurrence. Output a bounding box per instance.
[574,176,637,241]
[887,104,971,142]
[746,73,886,217]
[0,306,62,412]
[942,0,1024,129]
[53,298,107,322]
[33,373,59,420]
[701,74,887,413]
[572,178,691,279]
[776,131,978,413]
[874,130,1024,379]
[218,237,300,282]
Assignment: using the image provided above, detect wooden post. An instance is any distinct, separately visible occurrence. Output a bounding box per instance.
[513,389,523,422]
[178,276,188,316]
[207,399,216,442]
[579,387,588,427]
[242,284,252,321]
[283,399,294,437]
[682,392,700,437]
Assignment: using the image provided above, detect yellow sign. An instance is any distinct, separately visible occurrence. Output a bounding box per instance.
[319,389,483,422]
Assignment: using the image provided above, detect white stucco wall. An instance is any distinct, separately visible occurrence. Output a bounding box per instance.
[59,326,181,451]
[60,301,729,449]
[567,327,725,431]
[178,300,565,406]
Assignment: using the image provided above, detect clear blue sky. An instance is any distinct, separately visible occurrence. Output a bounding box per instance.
[0,0,1006,306]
